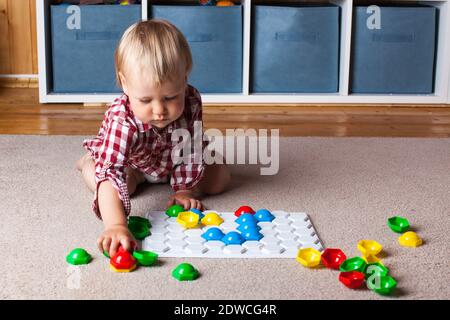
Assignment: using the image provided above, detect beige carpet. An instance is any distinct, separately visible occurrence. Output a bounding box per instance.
[1,135,449,300]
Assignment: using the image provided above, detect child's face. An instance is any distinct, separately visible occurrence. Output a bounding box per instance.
[120,72,187,129]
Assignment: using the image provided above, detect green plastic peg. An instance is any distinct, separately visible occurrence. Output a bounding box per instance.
[367,275,397,295]
[166,204,185,218]
[128,216,151,228]
[339,257,367,273]
[128,221,151,240]
[172,263,199,281]
[387,216,410,233]
[364,262,389,280]
[133,250,158,266]
[66,248,92,265]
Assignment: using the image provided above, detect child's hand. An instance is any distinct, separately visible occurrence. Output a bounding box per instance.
[97,224,136,257]
[167,190,203,211]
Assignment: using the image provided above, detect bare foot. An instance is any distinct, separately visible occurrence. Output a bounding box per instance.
[127,168,146,184]
[76,153,91,171]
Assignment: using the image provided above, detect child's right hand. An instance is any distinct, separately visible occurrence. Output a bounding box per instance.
[97,224,136,257]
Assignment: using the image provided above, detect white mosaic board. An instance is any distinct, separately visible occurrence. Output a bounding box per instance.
[142,210,324,258]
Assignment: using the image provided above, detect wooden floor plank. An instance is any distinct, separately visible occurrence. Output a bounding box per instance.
[0,88,449,137]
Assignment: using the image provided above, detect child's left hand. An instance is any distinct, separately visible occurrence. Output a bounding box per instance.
[167,190,203,211]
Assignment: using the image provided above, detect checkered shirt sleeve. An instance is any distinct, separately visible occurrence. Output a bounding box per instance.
[91,113,137,219]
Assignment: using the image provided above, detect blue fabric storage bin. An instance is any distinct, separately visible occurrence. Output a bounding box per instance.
[251,5,340,93]
[51,4,141,93]
[351,6,437,94]
[151,5,243,93]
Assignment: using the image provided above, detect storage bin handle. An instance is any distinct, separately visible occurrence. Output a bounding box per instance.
[76,31,122,41]
[371,33,415,43]
[275,32,317,44]
[185,33,215,42]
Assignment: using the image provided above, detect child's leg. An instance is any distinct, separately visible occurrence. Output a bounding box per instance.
[76,153,96,192]
[126,167,146,194]
[195,164,231,195]
[76,153,144,195]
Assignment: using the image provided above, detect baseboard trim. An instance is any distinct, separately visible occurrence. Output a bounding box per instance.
[83,103,107,108]
[0,76,38,88]
[0,79,449,107]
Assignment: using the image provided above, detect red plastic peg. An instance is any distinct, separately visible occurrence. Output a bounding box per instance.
[339,271,365,289]
[110,246,137,270]
[234,206,255,217]
[321,248,347,270]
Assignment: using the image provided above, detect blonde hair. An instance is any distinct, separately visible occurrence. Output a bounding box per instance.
[115,19,192,88]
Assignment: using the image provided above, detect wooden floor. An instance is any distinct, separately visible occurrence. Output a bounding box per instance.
[1,87,450,137]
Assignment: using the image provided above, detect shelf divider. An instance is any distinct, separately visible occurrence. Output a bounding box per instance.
[242,0,251,96]
[332,0,353,96]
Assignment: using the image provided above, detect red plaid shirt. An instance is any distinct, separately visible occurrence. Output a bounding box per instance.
[83,84,207,219]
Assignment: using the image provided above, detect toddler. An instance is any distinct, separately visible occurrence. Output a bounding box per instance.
[76,20,230,257]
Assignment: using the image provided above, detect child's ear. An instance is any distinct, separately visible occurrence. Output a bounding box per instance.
[119,72,129,95]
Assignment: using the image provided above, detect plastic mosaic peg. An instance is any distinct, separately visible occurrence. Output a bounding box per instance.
[128,216,151,228]
[357,240,382,256]
[142,210,324,258]
[166,204,184,218]
[110,247,137,273]
[254,209,275,222]
[235,213,258,225]
[66,248,92,265]
[364,262,389,280]
[339,271,365,289]
[176,211,200,228]
[234,206,255,217]
[367,275,397,295]
[222,231,245,245]
[339,257,367,273]
[133,250,158,266]
[237,222,262,233]
[201,227,225,241]
[172,263,199,281]
[296,248,322,267]
[387,216,410,233]
[128,220,151,240]
[242,229,264,241]
[201,212,224,226]
[321,248,346,270]
[190,208,205,219]
[398,231,423,247]
[362,254,383,265]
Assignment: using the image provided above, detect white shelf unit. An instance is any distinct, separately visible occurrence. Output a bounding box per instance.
[37,0,450,104]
